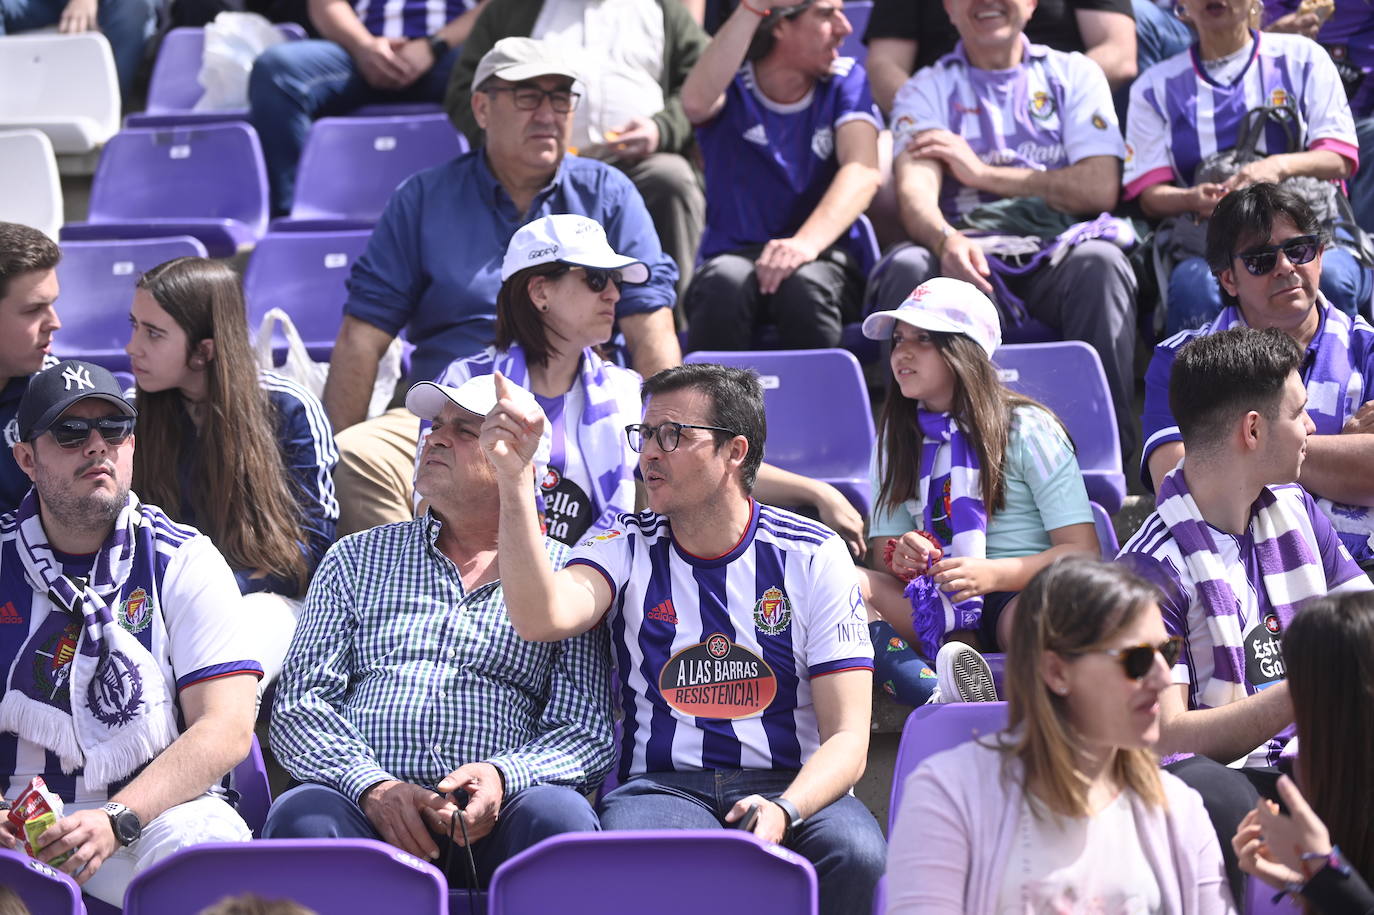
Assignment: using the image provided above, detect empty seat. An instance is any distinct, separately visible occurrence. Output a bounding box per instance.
[684,348,875,516]
[0,128,62,239]
[122,839,448,914]
[61,123,269,257]
[994,340,1127,513]
[0,33,119,153]
[889,702,1008,832]
[243,229,371,361]
[273,114,469,230]
[54,236,208,370]
[0,848,83,915]
[489,831,817,915]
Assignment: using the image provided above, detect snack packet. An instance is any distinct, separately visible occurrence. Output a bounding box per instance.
[6,776,67,863]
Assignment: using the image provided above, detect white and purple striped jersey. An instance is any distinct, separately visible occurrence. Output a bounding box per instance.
[1117,485,1370,768]
[353,0,472,40]
[890,37,1125,223]
[568,501,871,780]
[1124,31,1358,199]
[0,507,262,808]
[695,57,881,259]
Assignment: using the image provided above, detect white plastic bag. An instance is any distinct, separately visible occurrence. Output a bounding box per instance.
[197,12,287,111]
[255,308,403,420]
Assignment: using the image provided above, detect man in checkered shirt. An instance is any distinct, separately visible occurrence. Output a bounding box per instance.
[264,375,613,885]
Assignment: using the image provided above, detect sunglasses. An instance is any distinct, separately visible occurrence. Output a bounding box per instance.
[1233,235,1321,276]
[570,267,625,293]
[1069,636,1183,680]
[46,415,136,449]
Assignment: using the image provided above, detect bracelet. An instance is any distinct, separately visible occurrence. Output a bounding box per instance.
[741,0,771,15]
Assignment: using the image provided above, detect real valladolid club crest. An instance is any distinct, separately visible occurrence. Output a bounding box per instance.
[754,586,792,636]
[119,587,152,634]
[1029,90,1056,120]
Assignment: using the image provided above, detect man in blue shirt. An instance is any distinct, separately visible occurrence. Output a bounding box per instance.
[680,0,881,352]
[324,37,682,536]
[0,222,61,515]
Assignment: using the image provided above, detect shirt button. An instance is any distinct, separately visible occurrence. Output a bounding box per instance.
[433,744,443,754]
[447,648,457,659]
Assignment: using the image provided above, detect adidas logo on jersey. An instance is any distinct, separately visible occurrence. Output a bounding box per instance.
[743,124,768,146]
[0,601,23,624]
[647,599,678,625]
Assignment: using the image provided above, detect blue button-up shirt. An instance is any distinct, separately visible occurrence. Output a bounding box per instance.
[269,514,615,802]
[344,150,679,387]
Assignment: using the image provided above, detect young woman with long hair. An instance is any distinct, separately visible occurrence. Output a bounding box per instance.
[126,256,338,684]
[859,278,1098,705]
[887,557,1235,913]
[1233,589,1374,912]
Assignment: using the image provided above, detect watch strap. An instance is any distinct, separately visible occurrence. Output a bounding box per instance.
[428,34,450,61]
[771,796,803,842]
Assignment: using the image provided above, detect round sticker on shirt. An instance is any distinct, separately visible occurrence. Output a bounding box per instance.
[658,634,778,720]
[1243,614,1286,688]
[540,467,594,546]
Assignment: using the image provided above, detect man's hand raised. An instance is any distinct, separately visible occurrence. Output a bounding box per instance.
[481,371,546,481]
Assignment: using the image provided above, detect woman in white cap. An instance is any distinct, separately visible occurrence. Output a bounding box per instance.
[859,277,1098,704]
[423,213,648,545]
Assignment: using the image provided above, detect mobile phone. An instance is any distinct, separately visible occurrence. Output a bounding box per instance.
[734,804,759,832]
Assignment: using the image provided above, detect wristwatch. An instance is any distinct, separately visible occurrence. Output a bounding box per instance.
[103,802,142,847]
[428,34,450,63]
[771,796,804,842]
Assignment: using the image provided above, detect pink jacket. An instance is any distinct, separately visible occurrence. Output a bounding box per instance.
[886,738,1236,914]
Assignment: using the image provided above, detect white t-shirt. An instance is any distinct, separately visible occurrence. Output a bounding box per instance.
[997,792,1163,914]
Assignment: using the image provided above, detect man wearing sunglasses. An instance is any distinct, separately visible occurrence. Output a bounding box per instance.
[0,360,261,905]
[484,364,885,915]
[1119,328,1373,900]
[325,36,682,537]
[1142,182,1374,569]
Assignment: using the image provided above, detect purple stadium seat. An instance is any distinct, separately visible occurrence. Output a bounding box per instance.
[488,831,817,915]
[243,229,371,362]
[838,0,872,63]
[272,114,469,231]
[993,340,1127,514]
[122,839,448,914]
[1092,501,1119,557]
[53,236,209,371]
[871,875,885,915]
[126,24,308,128]
[0,848,83,914]
[230,735,273,837]
[61,124,269,258]
[1247,876,1300,914]
[889,701,1008,832]
[684,348,875,516]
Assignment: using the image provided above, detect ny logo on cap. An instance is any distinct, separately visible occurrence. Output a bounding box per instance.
[62,365,94,391]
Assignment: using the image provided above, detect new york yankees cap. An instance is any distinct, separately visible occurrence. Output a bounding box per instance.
[18,359,136,442]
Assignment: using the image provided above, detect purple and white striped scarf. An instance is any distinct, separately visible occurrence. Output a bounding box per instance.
[906,410,988,657]
[1155,463,1328,709]
[0,492,177,789]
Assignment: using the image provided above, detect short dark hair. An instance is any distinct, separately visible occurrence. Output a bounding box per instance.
[641,363,767,491]
[1204,182,1324,276]
[746,0,817,62]
[495,262,571,366]
[0,222,60,301]
[1169,326,1302,452]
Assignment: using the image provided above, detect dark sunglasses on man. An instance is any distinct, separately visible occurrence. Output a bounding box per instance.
[45,415,137,449]
[1232,234,1322,277]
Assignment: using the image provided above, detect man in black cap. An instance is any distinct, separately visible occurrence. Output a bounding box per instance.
[0,360,262,906]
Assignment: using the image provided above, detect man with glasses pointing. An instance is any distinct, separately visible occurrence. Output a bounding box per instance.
[483,362,886,915]
[1141,182,1374,568]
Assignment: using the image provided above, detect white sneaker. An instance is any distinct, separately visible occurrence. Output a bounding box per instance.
[935,641,998,703]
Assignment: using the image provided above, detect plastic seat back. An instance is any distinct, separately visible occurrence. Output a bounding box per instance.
[839,1,873,63]
[889,702,1008,832]
[0,848,83,914]
[489,831,817,915]
[0,128,62,239]
[0,33,119,153]
[243,229,371,360]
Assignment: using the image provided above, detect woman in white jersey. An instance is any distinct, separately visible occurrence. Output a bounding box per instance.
[425,214,646,545]
[887,557,1235,914]
[1123,0,1367,335]
[859,277,1097,705]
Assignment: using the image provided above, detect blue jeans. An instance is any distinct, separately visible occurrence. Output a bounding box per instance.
[0,0,155,100]
[247,39,460,214]
[598,769,886,915]
[1167,248,1373,335]
[261,782,600,886]
[1350,116,1374,233]
[1134,0,1193,73]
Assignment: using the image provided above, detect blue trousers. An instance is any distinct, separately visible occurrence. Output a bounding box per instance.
[1167,249,1372,335]
[1350,116,1374,234]
[0,0,155,100]
[1134,0,1194,73]
[247,38,460,214]
[261,781,599,886]
[598,768,886,915]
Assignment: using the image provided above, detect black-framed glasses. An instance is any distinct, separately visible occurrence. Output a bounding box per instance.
[46,415,136,449]
[1068,636,1184,681]
[485,86,580,113]
[1233,234,1322,276]
[625,421,740,453]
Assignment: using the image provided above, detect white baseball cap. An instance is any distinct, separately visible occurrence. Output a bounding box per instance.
[501,214,651,284]
[861,277,1002,358]
[407,374,553,476]
[473,37,581,90]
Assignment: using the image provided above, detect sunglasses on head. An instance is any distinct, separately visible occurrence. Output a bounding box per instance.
[1233,235,1321,276]
[45,415,136,449]
[1069,636,1184,681]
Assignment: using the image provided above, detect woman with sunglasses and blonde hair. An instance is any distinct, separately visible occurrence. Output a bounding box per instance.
[887,557,1235,914]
